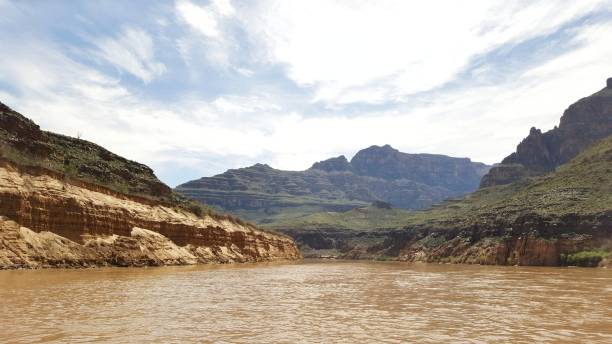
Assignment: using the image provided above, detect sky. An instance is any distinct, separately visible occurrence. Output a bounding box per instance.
[1,0,611,186]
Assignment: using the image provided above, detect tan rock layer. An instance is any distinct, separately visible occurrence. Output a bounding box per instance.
[395,234,597,266]
[0,161,301,269]
[291,225,610,267]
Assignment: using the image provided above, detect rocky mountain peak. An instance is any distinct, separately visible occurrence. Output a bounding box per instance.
[0,101,11,112]
[310,155,352,172]
[0,102,45,150]
[481,77,612,187]
[353,144,399,157]
[529,127,542,135]
[250,163,274,171]
[350,144,488,191]
[350,144,399,168]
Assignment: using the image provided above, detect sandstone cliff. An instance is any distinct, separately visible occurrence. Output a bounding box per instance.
[0,160,300,268]
[0,102,300,269]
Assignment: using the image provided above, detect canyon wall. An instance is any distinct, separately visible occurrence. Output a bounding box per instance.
[481,80,612,187]
[287,215,612,267]
[0,160,300,269]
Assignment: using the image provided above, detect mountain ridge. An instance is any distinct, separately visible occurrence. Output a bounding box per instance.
[176,145,490,224]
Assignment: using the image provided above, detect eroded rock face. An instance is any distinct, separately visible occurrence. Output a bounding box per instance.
[288,208,612,266]
[394,233,595,266]
[350,145,489,192]
[479,164,532,188]
[0,161,301,269]
[324,216,611,266]
[0,102,173,201]
[310,155,353,172]
[481,81,612,187]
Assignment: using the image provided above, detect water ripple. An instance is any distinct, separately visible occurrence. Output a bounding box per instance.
[1,261,611,343]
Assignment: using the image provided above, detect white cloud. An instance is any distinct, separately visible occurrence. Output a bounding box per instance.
[1,0,612,187]
[176,0,234,37]
[93,27,166,83]
[176,0,221,38]
[240,0,608,105]
[211,0,235,17]
[524,23,612,83]
[212,95,280,113]
[234,67,254,77]
[175,0,237,66]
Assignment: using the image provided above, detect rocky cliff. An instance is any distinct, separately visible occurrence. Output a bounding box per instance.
[272,81,612,267]
[0,102,300,269]
[176,145,489,224]
[275,134,612,266]
[481,79,612,187]
[0,101,176,202]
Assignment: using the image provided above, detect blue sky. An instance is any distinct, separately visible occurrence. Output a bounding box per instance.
[1,0,611,186]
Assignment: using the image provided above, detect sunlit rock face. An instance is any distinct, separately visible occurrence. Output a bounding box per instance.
[0,159,300,269]
[0,102,300,269]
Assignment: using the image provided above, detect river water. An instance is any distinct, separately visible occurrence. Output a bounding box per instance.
[1,260,611,343]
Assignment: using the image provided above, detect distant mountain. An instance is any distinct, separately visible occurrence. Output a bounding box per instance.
[175,145,490,223]
[480,78,612,187]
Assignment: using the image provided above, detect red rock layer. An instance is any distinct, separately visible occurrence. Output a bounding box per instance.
[0,160,301,269]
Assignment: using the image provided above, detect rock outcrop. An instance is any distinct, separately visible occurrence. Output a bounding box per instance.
[481,79,612,187]
[176,145,490,224]
[350,145,489,193]
[284,206,612,267]
[0,102,300,269]
[383,214,612,267]
[310,155,353,172]
[0,160,300,269]
[0,102,175,200]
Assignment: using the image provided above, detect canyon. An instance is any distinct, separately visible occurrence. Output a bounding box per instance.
[269,80,612,267]
[3,79,612,268]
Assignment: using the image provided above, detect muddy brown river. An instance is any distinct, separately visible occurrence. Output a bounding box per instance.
[1,260,611,343]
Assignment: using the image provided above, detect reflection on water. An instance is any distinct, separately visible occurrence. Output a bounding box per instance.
[1,261,611,343]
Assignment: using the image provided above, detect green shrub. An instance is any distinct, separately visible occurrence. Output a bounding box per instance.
[187,202,209,218]
[419,234,447,248]
[561,250,610,267]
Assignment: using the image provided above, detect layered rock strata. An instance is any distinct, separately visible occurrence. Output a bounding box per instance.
[177,145,490,224]
[0,160,300,269]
